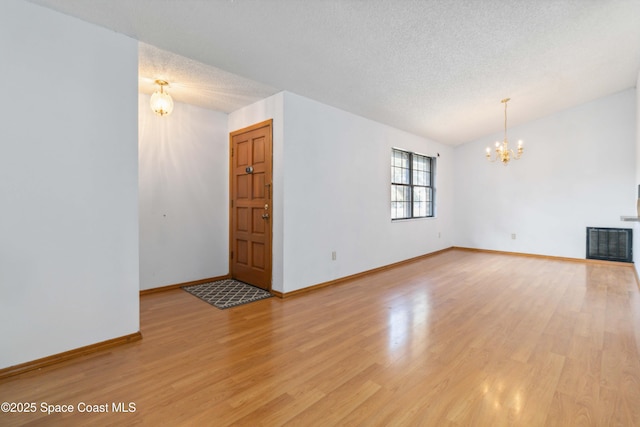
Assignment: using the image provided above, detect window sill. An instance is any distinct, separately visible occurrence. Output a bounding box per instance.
[391,216,436,222]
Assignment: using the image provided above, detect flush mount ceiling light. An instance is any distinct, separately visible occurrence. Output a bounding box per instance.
[485,98,523,165]
[150,79,174,116]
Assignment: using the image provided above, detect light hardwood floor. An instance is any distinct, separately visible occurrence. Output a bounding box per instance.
[1,249,640,426]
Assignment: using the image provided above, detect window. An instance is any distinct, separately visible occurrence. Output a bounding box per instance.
[391,148,434,219]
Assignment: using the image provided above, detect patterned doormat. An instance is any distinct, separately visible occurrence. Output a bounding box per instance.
[182,279,272,310]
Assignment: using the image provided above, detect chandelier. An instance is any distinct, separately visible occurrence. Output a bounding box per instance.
[485,98,523,165]
[150,80,174,116]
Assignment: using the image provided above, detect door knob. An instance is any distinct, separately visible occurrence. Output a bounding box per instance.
[261,213,270,219]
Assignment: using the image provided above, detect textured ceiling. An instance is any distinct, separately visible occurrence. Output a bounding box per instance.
[138,43,278,113]
[26,0,640,145]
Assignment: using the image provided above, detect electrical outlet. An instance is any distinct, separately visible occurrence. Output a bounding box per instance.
[511,233,516,240]
[438,232,441,238]
[331,251,337,261]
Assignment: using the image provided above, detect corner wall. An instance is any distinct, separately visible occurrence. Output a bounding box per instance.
[0,0,139,368]
[228,92,454,293]
[454,89,636,259]
[139,95,229,290]
[228,93,285,292]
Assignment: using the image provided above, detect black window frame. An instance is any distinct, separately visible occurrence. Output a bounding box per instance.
[391,148,435,220]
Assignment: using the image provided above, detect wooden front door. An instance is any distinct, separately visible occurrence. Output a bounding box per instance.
[230,120,272,290]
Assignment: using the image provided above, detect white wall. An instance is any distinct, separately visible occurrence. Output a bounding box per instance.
[139,95,229,290]
[228,93,285,291]
[0,0,139,368]
[634,72,640,273]
[281,92,454,292]
[454,89,636,259]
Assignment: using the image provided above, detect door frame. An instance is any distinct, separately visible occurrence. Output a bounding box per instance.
[228,119,273,290]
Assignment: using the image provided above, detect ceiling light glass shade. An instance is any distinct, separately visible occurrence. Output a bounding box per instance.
[150,80,174,116]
